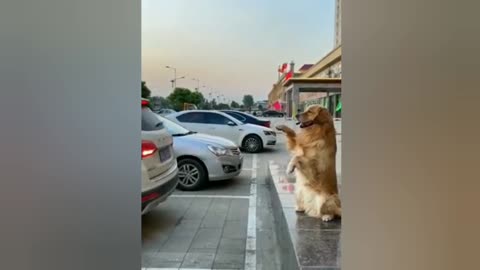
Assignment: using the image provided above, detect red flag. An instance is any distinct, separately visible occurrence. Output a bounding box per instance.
[280,63,288,73]
[285,71,293,81]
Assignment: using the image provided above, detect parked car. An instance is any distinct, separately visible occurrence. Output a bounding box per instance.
[262,110,285,117]
[141,99,178,215]
[166,110,277,153]
[157,109,176,116]
[156,115,243,191]
[221,110,271,128]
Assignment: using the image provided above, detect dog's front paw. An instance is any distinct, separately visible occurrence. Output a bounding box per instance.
[295,206,305,213]
[286,164,295,174]
[321,215,334,222]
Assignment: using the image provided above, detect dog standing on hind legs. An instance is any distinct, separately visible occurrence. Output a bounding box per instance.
[276,105,342,222]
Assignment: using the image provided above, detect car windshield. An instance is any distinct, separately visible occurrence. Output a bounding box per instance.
[156,115,194,136]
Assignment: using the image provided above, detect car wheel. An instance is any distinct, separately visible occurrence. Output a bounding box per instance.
[242,134,263,153]
[177,158,208,191]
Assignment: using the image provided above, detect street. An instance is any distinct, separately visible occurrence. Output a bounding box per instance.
[141,119,342,269]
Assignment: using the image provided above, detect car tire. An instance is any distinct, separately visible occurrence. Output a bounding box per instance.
[177,158,208,191]
[242,134,263,153]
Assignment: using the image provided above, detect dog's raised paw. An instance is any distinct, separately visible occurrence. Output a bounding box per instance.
[321,215,334,222]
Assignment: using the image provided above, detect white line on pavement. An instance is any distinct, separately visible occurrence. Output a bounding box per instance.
[244,154,257,270]
[170,194,249,199]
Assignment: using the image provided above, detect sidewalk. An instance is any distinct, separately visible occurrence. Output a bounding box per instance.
[267,130,342,270]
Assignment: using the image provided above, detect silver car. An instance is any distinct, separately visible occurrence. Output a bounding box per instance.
[157,115,244,191]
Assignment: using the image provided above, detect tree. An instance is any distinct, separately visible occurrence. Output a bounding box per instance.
[230,101,240,108]
[167,87,204,111]
[242,95,254,110]
[216,103,230,110]
[151,96,171,110]
[141,81,151,99]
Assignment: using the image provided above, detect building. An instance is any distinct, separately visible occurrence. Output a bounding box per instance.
[267,0,342,119]
[335,0,342,47]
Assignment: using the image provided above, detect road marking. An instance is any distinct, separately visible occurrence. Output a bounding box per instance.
[244,153,257,270]
[170,194,249,199]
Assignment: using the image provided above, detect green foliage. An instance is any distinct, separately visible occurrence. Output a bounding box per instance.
[242,95,254,109]
[216,103,230,110]
[151,96,171,110]
[230,101,240,108]
[167,87,205,111]
[141,81,151,99]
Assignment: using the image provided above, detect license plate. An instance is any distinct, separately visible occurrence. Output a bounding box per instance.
[159,147,171,162]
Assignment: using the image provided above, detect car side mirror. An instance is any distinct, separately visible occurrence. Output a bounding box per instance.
[227,121,236,126]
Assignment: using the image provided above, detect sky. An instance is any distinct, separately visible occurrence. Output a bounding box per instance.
[142,0,335,103]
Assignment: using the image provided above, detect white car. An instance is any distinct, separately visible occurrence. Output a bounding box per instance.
[166,110,277,153]
[141,99,178,215]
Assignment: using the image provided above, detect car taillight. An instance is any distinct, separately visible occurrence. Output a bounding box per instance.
[141,140,157,159]
[141,99,149,107]
[264,121,271,128]
[142,192,160,203]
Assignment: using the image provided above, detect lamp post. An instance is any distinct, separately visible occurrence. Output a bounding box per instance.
[191,78,200,91]
[165,66,177,89]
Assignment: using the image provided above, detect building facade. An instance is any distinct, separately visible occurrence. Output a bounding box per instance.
[267,0,342,118]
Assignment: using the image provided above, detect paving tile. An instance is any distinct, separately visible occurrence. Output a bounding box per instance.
[183,198,212,220]
[208,198,232,214]
[188,247,217,254]
[175,218,203,230]
[180,252,215,268]
[222,221,247,239]
[190,228,223,249]
[218,238,246,253]
[159,236,195,252]
[142,232,171,252]
[213,252,245,269]
[290,229,341,267]
[226,200,249,221]
[147,252,186,268]
[200,213,227,228]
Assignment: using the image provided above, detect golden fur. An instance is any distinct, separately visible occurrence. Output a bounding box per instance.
[276,105,341,222]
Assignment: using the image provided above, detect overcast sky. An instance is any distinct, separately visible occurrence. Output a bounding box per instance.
[142,0,335,103]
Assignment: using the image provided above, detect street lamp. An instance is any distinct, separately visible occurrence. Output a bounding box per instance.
[191,78,200,91]
[165,66,177,89]
[171,76,186,88]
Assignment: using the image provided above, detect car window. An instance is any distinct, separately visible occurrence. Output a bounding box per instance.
[157,115,190,135]
[225,112,247,122]
[177,112,206,123]
[236,111,261,121]
[204,112,231,125]
[142,107,164,131]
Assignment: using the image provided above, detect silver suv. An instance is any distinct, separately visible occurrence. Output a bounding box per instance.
[141,99,178,215]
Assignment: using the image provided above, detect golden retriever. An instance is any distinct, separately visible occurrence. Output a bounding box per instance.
[276,105,341,222]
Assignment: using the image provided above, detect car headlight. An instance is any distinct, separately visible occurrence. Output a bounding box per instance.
[263,130,276,136]
[207,145,228,156]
